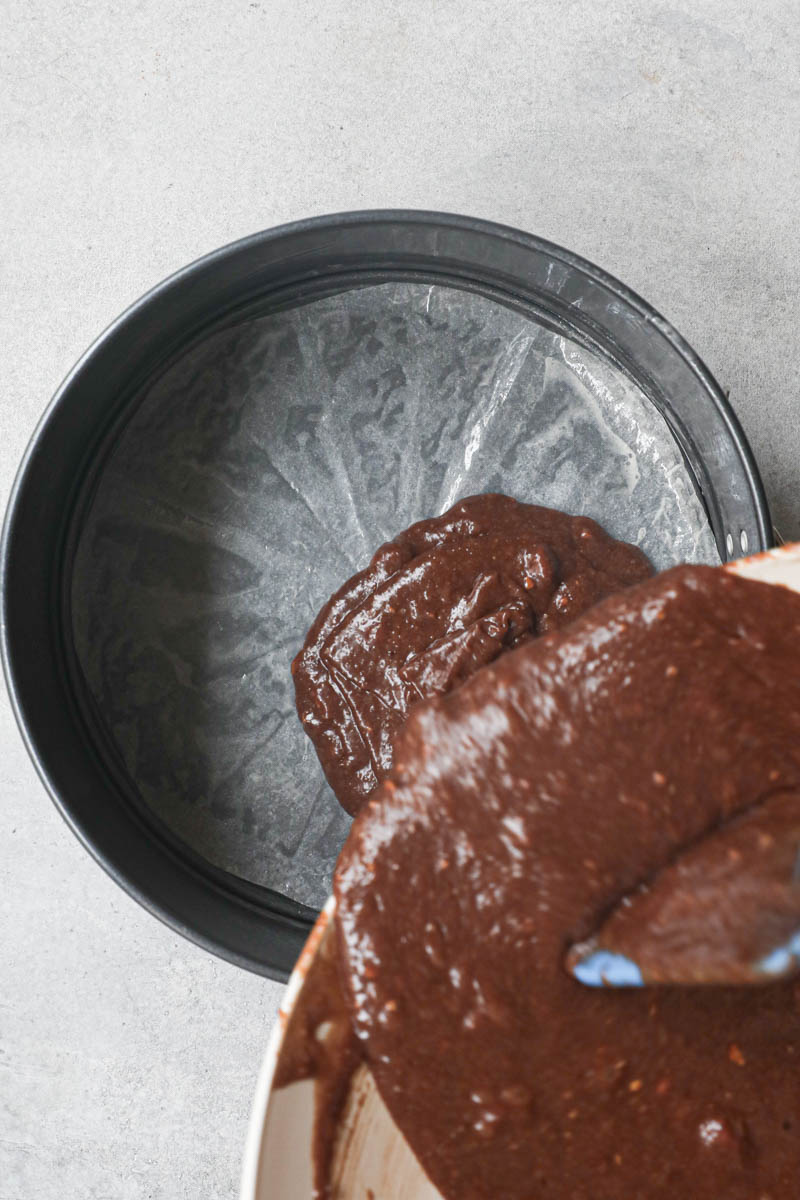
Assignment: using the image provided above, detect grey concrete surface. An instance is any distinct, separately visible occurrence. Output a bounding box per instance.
[2,1,798,1196]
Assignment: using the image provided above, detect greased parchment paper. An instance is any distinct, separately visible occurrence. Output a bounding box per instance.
[72,282,719,907]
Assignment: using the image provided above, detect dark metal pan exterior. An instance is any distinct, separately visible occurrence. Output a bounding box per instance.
[1,211,772,979]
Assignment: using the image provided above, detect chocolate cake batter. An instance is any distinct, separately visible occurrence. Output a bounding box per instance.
[293,494,651,815]
[334,566,800,1199]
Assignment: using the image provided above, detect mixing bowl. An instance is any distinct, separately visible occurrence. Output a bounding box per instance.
[241,541,800,1198]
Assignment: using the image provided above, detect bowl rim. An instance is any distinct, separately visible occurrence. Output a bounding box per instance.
[0,209,773,979]
[240,897,336,1200]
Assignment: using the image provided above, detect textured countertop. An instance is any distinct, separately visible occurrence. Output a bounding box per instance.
[2,2,799,1196]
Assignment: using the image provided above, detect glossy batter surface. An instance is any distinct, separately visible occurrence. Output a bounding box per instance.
[293,494,651,814]
[335,566,800,1199]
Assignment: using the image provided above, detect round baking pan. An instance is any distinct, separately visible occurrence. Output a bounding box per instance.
[1,211,772,980]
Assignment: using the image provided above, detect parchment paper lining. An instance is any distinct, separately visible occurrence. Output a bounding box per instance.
[72,282,719,907]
